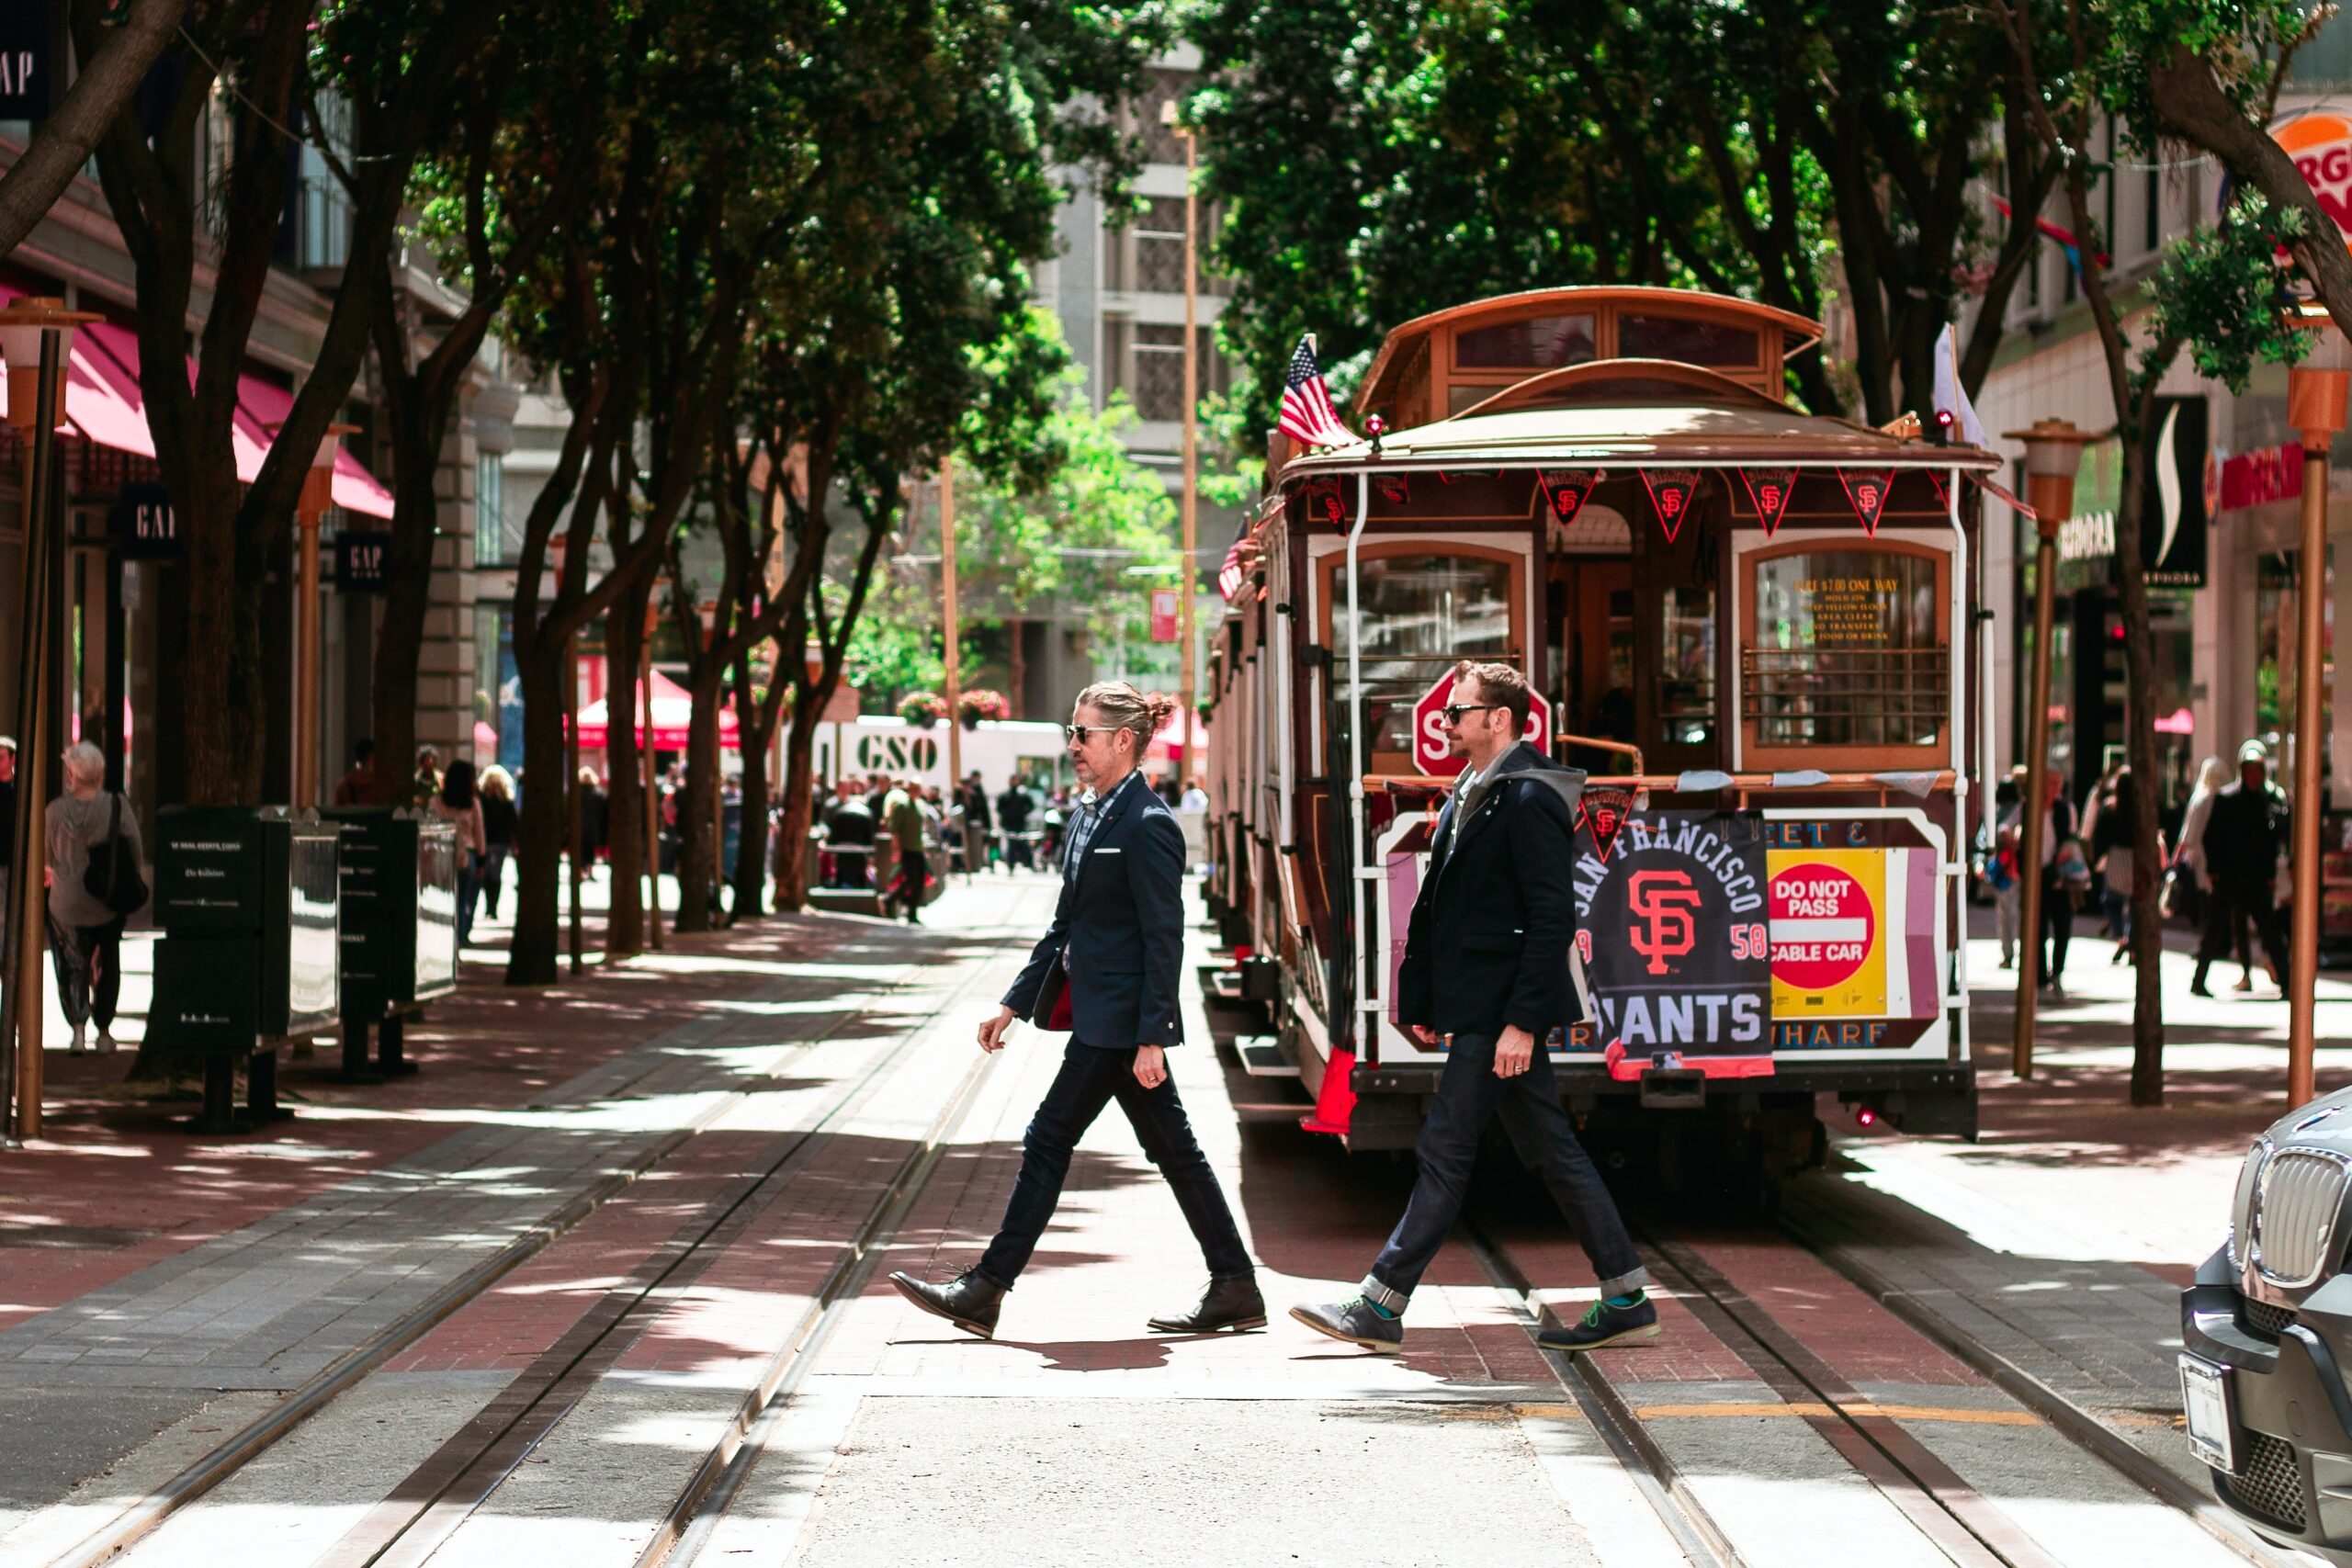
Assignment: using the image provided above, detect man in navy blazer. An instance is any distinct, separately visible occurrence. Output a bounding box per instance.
[1294,660,1656,1355]
[890,682,1261,1340]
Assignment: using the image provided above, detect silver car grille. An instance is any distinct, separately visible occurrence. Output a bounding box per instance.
[2230,1139,2268,1270]
[2256,1149,2352,1286]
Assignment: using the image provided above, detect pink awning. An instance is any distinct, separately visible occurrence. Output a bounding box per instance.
[232,373,395,518]
[6,288,398,519]
[572,669,741,750]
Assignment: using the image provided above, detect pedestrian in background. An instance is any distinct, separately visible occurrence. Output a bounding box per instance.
[960,771,991,873]
[412,746,443,808]
[889,682,1260,1340]
[1990,768,2022,969]
[576,767,609,866]
[2038,769,2080,992]
[880,777,927,922]
[2194,739,2291,997]
[433,759,487,949]
[997,777,1035,870]
[2091,768,2160,964]
[0,737,17,917]
[2173,754,2232,954]
[478,765,518,921]
[46,741,144,1054]
[334,739,376,806]
[825,780,876,888]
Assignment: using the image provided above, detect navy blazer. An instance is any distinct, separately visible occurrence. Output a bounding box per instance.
[1002,774,1186,1050]
[1395,741,1584,1040]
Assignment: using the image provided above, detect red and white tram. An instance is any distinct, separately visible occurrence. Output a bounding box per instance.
[1203,287,1999,1182]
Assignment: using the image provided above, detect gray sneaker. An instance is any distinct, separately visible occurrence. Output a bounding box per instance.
[1290,1295,1404,1353]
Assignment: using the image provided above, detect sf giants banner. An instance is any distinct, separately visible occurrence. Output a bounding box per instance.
[1569,809,1772,1060]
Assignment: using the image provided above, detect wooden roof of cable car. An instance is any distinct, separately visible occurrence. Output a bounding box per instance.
[1282,359,2000,475]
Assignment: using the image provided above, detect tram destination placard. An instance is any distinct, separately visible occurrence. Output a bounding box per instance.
[1569,808,1772,1059]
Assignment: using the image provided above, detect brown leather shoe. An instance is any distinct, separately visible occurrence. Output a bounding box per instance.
[1148,1275,1267,1334]
[888,1269,1003,1338]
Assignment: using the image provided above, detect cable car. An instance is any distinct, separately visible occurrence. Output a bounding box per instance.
[1204,287,1998,1184]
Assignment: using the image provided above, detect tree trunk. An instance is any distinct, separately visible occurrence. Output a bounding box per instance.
[2115,446,2169,1105]
[369,379,447,806]
[505,637,569,984]
[673,664,724,931]
[775,707,818,912]
[604,580,649,955]
[729,673,771,920]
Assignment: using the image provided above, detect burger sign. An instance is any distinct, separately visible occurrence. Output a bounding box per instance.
[2276,112,2352,254]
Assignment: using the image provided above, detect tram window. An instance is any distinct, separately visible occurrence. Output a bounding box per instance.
[1659,585,1716,746]
[1328,551,1518,764]
[1453,313,1596,370]
[1618,313,1758,367]
[1745,547,1947,755]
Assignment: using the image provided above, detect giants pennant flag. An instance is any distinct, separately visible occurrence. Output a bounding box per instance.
[1538,468,1603,525]
[1642,468,1702,544]
[1216,522,1255,602]
[1739,468,1797,536]
[1840,468,1894,535]
[1279,334,1357,449]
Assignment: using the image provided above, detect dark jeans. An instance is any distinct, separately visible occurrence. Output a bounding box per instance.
[977,1038,1253,1290]
[50,914,124,1031]
[456,855,479,948]
[477,844,510,919]
[2200,886,2289,982]
[1365,1032,1647,1309]
[2040,869,2074,981]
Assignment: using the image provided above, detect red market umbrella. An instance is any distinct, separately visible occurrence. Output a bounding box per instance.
[571,668,740,750]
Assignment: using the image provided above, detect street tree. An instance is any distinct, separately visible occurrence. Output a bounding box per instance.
[1187,0,2055,429]
[71,0,499,805]
[353,0,609,808]
[0,0,185,258]
[1991,0,2306,1105]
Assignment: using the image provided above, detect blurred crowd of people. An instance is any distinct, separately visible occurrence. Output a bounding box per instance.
[1981,740,2293,998]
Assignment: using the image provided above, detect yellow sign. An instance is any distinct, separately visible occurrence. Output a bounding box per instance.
[1767,849,1886,1018]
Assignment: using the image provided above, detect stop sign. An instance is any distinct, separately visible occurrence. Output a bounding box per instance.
[1411,672,1551,777]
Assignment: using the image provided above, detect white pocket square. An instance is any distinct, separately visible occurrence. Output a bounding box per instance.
[1092,846,1121,854]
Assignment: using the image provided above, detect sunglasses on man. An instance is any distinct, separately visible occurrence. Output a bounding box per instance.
[1439,703,1504,726]
[1065,724,1118,743]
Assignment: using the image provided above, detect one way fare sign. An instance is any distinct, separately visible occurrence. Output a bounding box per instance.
[1569,809,1773,1059]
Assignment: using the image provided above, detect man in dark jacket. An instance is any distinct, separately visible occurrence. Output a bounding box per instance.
[1295,660,1654,1354]
[996,780,1035,869]
[889,682,1259,1340]
[2194,739,2292,996]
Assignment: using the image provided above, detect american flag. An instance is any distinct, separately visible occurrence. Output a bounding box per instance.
[1279,334,1356,448]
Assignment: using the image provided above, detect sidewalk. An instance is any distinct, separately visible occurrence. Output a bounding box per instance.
[0,873,1035,1554]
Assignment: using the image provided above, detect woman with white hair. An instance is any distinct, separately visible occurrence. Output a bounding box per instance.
[46,740,145,1053]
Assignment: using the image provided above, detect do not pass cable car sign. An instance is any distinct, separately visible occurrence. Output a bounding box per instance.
[1410,671,1549,778]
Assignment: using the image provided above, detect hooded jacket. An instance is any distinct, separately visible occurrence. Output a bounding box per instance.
[1394,739,1586,1040]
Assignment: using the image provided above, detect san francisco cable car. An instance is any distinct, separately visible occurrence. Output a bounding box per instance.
[1203,287,1999,1183]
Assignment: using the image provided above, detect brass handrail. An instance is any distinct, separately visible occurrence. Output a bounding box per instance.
[1555,732,1645,775]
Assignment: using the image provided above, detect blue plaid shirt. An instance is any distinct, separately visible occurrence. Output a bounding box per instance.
[1061,768,1143,878]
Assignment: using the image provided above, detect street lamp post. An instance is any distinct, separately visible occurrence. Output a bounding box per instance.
[643,595,663,951]
[290,423,360,808]
[940,460,960,839]
[2005,419,2094,1081]
[0,296,96,1145]
[2287,331,2351,1106]
[1166,101,1200,790]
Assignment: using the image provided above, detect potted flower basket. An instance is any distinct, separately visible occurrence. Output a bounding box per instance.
[899,692,946,728]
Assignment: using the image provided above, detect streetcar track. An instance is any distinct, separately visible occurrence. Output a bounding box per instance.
[1776,1194,2297,1568]
[1474,1201,2300,1568]
[49,923,1003,1568]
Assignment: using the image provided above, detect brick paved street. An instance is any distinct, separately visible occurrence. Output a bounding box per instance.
[0,877,2320,1567]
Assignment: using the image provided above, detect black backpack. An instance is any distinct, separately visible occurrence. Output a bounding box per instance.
[83,794,149,918]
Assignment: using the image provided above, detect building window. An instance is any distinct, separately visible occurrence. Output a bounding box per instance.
[476,452,504,566]
[1133,324,1186,420]
[1135,197,1187,294]
[1135,68,1193,164]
